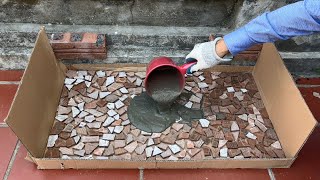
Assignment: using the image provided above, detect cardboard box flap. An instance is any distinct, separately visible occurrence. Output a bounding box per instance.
[253,43,317,158]
[6,27,66,158]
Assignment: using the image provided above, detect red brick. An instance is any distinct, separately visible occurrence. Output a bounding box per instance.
[8,145,139,180]
[299,87,320,122]
[54,53,107,60]
[54,48,106,53]
[0,70,24,81]
[0,128,17,179]
[0,85,18,123]
[50,33,106,49]
[273,127,320,180]
[144,169,270,180]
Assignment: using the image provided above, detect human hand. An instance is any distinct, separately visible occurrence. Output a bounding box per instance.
[185,37,232,74]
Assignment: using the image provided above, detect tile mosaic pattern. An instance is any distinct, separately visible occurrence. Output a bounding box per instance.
[45,70,285,160]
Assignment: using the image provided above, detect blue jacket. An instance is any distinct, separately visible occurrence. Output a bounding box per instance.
[224,0,320,55]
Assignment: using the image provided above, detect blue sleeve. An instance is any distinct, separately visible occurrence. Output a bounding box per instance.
[224,0,320,55]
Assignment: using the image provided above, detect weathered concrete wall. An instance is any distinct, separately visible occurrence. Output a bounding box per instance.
[0,0,238,27]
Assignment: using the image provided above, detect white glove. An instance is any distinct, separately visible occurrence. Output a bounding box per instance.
[186,37,232,73]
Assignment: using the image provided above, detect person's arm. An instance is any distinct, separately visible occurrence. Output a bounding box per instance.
[223,0,320,56]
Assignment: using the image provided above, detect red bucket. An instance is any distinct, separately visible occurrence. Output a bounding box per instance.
[145,57,196,97]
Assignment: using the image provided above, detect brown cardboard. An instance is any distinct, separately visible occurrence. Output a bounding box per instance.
[6,29,317,169]
[253,44,317,158]
[6,27,67,158]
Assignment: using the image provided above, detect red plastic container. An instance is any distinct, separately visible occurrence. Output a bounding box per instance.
[144,57,196,97]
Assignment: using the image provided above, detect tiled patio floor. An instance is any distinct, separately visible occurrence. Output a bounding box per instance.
[0,70,319,180]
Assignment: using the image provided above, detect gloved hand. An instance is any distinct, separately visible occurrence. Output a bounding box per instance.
[185,37,232,74]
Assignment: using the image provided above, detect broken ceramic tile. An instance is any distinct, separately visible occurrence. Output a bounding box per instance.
[199,119,210,128]
[119,87,128,94]
[115,100,125,109]
[87,91,99,100]
[238,114,248,121]
[227,87,235,93]
[47,135,59,147]
[146,147,153,157]
[87,122,102,129]
[84,115,95,123]
[246,132,257,140]
[124,141,138,153]
[114,126,124,134]
[185,101,193,108]
[107,110,117,117]
[135,78,143,87]
[64,78,76,85]
[99,139,109,147]
[218,140,228,148]
[99,91,111,99]
[169,144,181,154]
[81,136,99,143]
[189,95,201,103]
[96,70,106,78]
[152,146,163,156]
[55,115,68,122]
[271,141,282,149]
[72,107,80,118]
[220,147,228,158]
[198,82,209,88]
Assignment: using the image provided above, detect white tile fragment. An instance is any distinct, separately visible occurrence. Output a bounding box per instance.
[77,102,85,111]
[185,101,193,108]
[313,92,320,98]
[107,103,115,110]
[85,81,91,88]
[84,75,92,81]
[147,138,154,146]
[102,134,116,140]
[118,72,126,77]
[65,84,73,90]
[218,140,228,148]
[119,87,128,94]
[107,110,117,117]
[115,100,125,109]
[114,114,120,120]
[72,107,80,117]
[79,122,86,128]
[241,88,248,93]
[87,91,99,99]
[119,95,128,101]
[96,70,106,77]
[103,117,115,127]
[199,119,210,128]
[227,87,235,93]
[99,139,109,147]
[246,132,257,140]
[64,78,76,85]
[169,144,181,154]
[271,141,282,149]
[231,121,240,131]
[220,147,228,157]
[198,75,205,81]
[84,115,95,123]
[100,91,111,98]
[114,126,124,133]
[152,146,163,156]
[219,93,228,99]
[77,71,87,76]
[68,98,77,106]
[108,127,115,133]
[198,82,209,88]
[238,114,248,121]
[47,135,58,147]
[55,115,68,122]
[135,78,143,86]
[78,111,89,118]
[146,147,153,158]
[106,76,115,86]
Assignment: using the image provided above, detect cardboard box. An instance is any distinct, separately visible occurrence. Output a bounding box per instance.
[6,28,317,169]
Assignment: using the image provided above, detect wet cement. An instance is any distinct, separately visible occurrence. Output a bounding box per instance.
[128,92,203,133]
[148,67,182,110]
[128,67,202,133]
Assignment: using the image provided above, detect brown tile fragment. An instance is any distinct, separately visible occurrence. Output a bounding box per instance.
[273,149,286,158]
[226,142,238,149]
[84,143,99,154]
[59,132,71,140]
[45,148,60,158]
[50,122,65,134]
[228,149,241,158]
[211,138,219,148]
[115,148,127,155]
[203,146,211,156]
[189,131,201,141]
[103,145,114,156]
[211,148,220,158]
[177,132,189,139]
[97,99,107,107]
[66,138,76,148]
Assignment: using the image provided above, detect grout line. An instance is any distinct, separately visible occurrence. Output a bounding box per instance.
[268,168,276,180]
[139,168,144,180]
[0,123,8,128]
[3,141,21,180]
[0,81,20,85]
